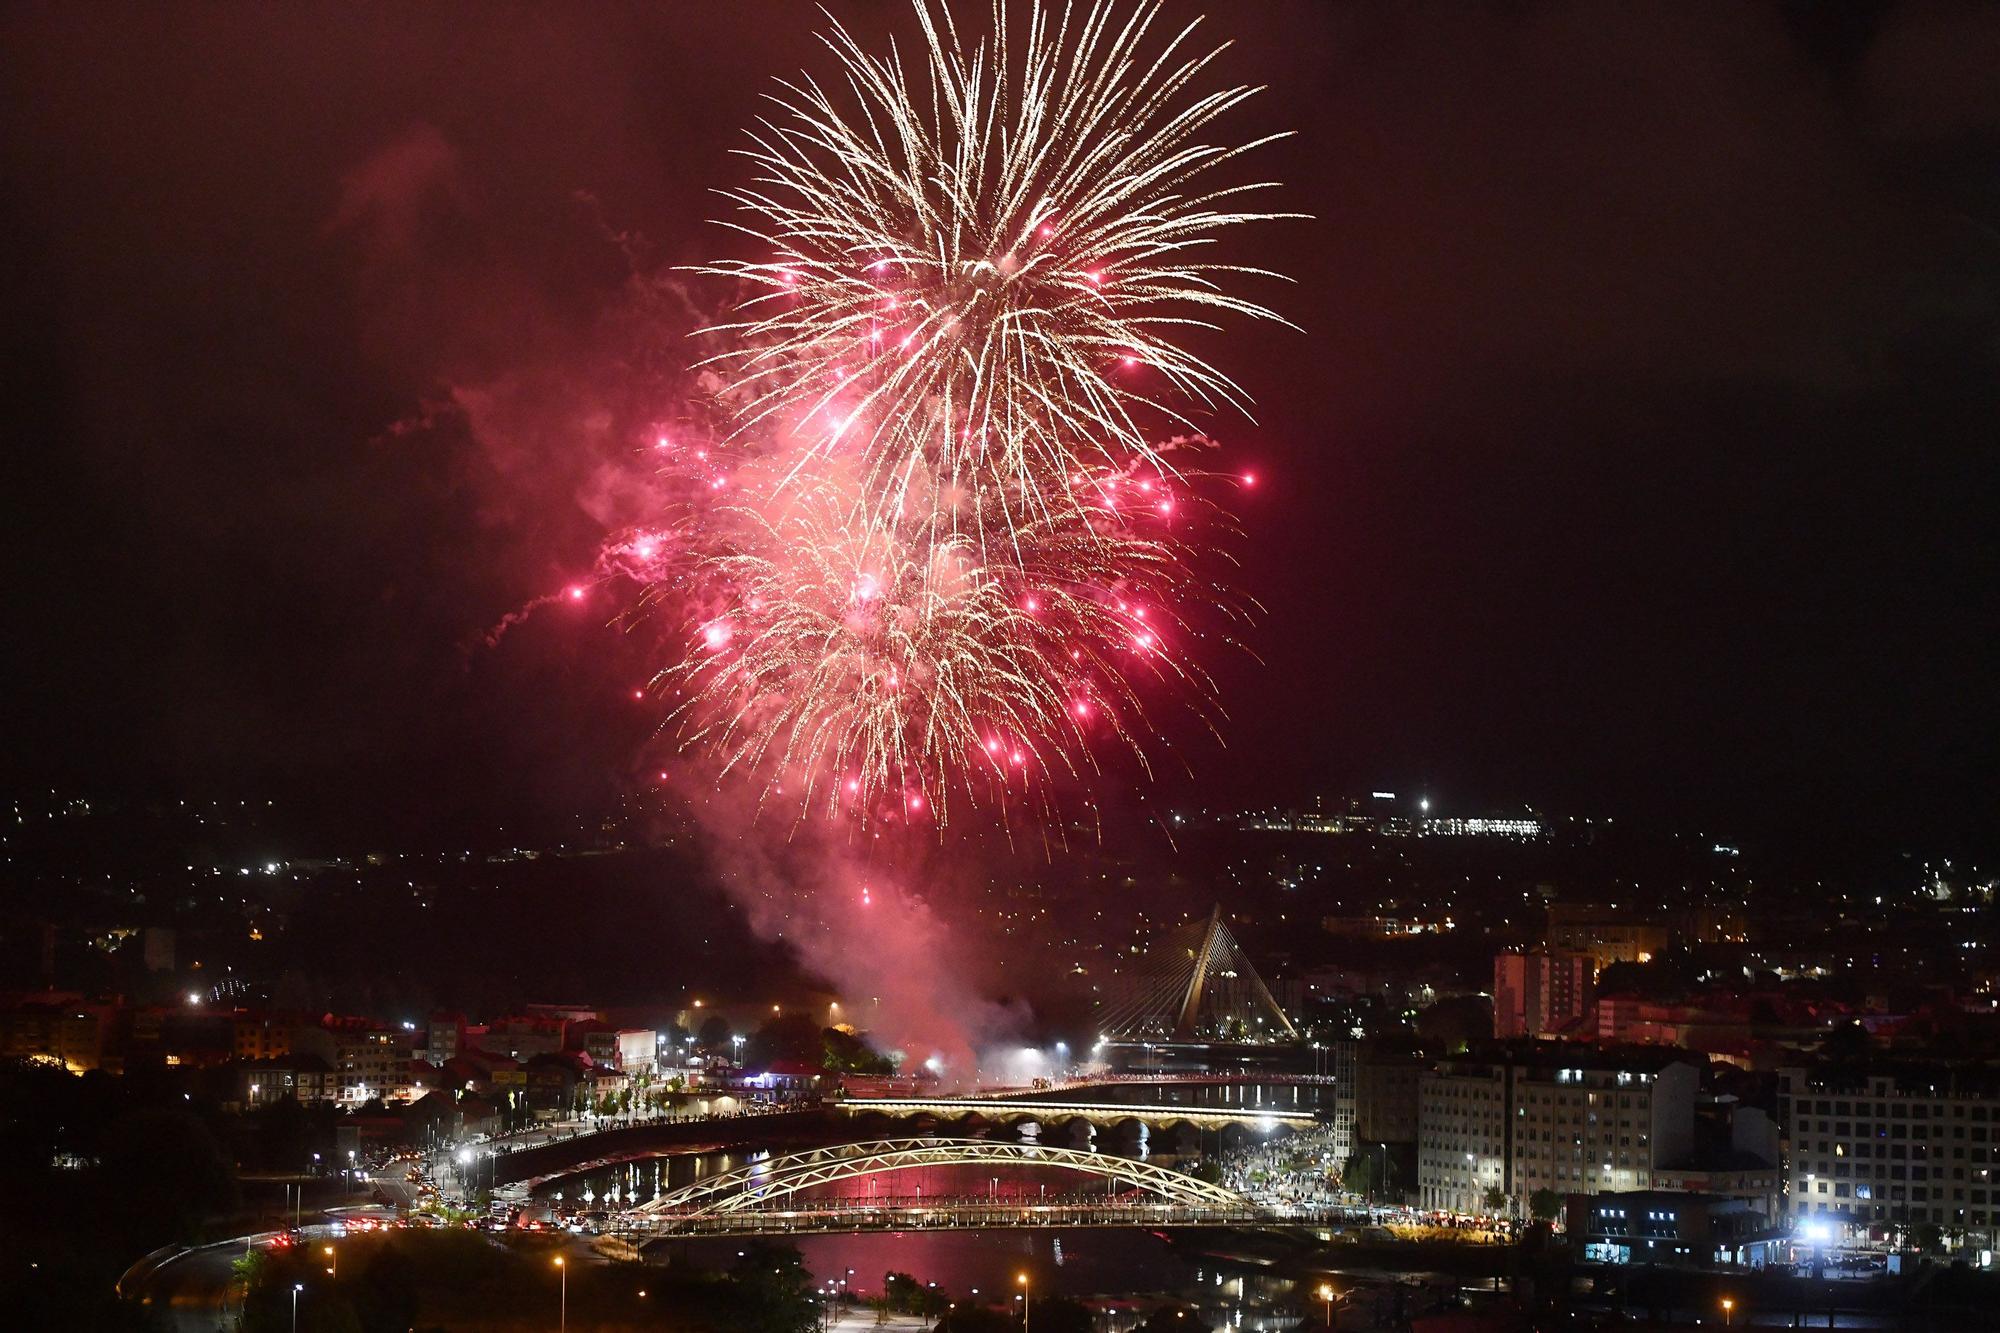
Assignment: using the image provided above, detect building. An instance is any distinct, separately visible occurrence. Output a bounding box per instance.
[584,1028,658,1075]
[423,1013,466,1066]
[1653,1154,1783,1222]
[1545,904,1670,971]
[1418,1047,1700,1215]
[1327,1039,1358,1162]
[1356,1046,1424,1145]
[477,1015,566,1062]
[1493,950,1596,1039]
[523,1052,586,1118]
[293,1018,414,1104]
[0,995,117,1072]
[1418,1058,1509,1214]
[234,1012,292,1060]
[1322,915,1456,940]
[1778,1063,2000,1248]
[1568,1190,1783,1268]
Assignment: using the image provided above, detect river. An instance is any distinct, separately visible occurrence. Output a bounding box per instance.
[532,1149,1315,1327]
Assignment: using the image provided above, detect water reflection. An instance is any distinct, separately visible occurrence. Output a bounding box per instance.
[530,1148,773,1210]
[665,1228,1303,1330]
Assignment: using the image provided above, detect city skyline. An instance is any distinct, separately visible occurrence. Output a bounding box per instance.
[6,2,2000,1329]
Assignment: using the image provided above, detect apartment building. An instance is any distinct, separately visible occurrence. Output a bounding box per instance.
[1779,1064,2000,1244]
[1419,1047,1699,1214]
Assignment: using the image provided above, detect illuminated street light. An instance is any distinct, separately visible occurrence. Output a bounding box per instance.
[1317,1283,1335,1329]
[554,1256,567,1333]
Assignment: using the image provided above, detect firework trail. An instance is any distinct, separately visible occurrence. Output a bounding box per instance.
[649,440,1251,825]
[698,0,1298,542]
[556,1,1291,828]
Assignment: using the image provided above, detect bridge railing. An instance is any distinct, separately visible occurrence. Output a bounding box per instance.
[621,1196,1326,1236]
[832,1097,1318,1124]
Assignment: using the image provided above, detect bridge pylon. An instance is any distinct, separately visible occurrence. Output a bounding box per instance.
[1094,905,1300,1044]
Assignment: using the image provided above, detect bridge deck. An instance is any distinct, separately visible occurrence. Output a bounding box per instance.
[627,1197,1356,1237]
[833,1097,1317,1126]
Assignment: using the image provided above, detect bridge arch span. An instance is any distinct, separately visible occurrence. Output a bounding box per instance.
[634,1137,1251,1219]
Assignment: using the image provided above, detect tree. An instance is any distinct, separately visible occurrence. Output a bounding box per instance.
[1907,1221,1944,1253]
[747,1012,825,1068]
[1415,994,1493,1054]
[1136,1307,1214,1332]
[1342,1147,1397,1201]
[1033,1296,1096,1333]
[698,1014,735,1049]
[1822,1020,1873,1063]
[97,1107,238,1249]
[823,1027,896,1075]
[1528,1187,1563,1224]
[935,1308,1013,1333]
[350,1240,420,1333]
[728,1242,818,1333]
[1482,1185,1507,1216]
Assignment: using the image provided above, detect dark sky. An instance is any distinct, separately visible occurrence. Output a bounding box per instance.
[2,1,1996,854]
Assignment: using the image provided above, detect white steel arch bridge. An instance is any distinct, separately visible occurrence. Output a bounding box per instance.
[624,1137,1288,1236]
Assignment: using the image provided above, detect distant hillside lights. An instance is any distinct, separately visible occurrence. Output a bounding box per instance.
[1239,804,1541,838]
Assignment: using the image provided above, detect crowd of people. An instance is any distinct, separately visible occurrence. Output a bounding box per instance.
[1215,1123,1348,1211]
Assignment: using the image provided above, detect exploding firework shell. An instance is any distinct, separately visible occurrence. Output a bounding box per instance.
[646,442,1251,827]
[697,0,1298,542]
[612,0,1289,829]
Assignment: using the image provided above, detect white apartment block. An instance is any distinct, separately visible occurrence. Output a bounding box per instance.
[1420,1051,1698,1214]
[1780,1066,2000,1242]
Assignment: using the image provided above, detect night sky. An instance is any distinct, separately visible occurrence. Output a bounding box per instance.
[2,2,1996,854]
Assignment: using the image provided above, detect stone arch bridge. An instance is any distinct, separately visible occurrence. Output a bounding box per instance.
[832,1095,1315,1149]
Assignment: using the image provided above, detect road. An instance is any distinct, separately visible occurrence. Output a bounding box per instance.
[121,1208,404,1333]
[124,1232,286,1333]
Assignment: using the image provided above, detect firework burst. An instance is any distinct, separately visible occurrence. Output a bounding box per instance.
[578,0,1291,830]
[651,443,1248,825]
[698,0,1298,541]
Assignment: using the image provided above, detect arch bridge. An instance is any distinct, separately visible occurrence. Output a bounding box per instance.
[626,1137,1276,1236]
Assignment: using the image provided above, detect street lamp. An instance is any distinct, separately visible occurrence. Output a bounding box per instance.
[1017,1273,1031,1332]
[323,1244,336,1279]
[1721,1297,1735,1327]
[291,1283,303,1333]
[1317,1282,1335,1329]
[554,1256,567,1333]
